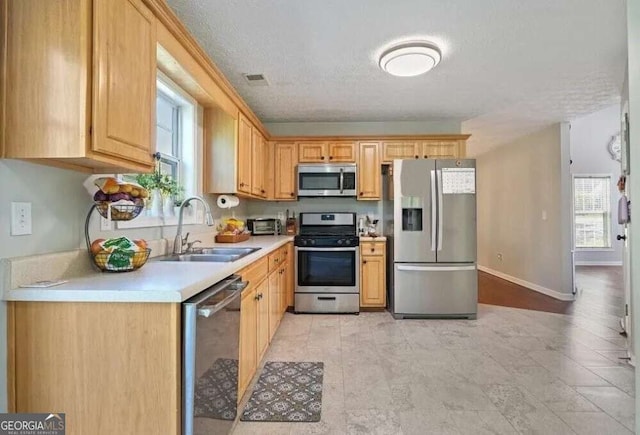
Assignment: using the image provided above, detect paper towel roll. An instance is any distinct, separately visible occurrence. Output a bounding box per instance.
[217,194,240,209]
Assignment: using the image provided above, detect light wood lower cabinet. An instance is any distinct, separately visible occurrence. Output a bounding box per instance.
[10,302,181,435]
[268,268,281,341]
[360,241,387,307]
[239,285,258,399]
[255,278,270,362]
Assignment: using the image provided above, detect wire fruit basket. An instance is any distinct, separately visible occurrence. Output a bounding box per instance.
[95,201,145,221]
[92,248,151,272]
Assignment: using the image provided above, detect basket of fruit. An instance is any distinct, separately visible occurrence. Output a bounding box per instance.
[92,177,148,221]
[215,218,250,243]
[90,237,150,272]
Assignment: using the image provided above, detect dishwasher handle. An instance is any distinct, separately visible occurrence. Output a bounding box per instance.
[197,281,247,318]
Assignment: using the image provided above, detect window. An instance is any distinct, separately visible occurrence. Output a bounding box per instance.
[574,175,611,249]
[155,91,181,184]
[116,72,200,229]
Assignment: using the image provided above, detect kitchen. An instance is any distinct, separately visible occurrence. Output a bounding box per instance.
[0,0,636,435]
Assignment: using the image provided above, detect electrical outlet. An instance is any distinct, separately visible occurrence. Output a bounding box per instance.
[497,253,503,261]
[277,212,285,221]
[11,202,32,236]
[541,210,547,221]
[100,217,113,231]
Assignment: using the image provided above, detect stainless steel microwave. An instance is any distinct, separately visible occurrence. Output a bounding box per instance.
[297,164,357,197]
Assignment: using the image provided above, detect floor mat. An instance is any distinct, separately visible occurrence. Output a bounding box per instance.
[240,361,324,422]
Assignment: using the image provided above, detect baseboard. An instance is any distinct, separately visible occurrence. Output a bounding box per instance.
[574,261,623,266]
[478,265,575,302]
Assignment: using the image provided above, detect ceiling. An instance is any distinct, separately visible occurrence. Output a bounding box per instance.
[166,0,627,154]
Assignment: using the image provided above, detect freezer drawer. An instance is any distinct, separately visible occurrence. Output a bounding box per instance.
[393,263,477,319]
[294,293,359,314]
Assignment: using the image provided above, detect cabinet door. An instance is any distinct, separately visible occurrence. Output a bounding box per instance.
[239,287,257,399]
[328,141,356,162]
[251,130,266,197]
[256,279,270,362]
[298,142,328,162]
[274,143,298,200]
[358,142,381,200]
[268,271,280,341]
[381,142,419,163]
[279,266,288,318]
[421,140,459,159]
[285,243,295,307]
[92,0,156,167]
[361,255,386,307]
[237,114,253,194]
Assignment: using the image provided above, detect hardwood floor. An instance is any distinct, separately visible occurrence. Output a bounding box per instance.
[479,266,625,317]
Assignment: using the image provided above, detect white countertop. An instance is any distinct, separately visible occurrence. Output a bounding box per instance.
[4,236,293,303]
[360,236,387,241]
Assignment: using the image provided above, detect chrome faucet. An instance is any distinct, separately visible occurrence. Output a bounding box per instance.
[173,196,215,255]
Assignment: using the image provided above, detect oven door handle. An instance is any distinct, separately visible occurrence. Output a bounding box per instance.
[196,281,247,318]
[296,247,358,252]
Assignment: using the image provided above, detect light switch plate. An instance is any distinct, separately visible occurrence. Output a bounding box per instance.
[100,217,113,231]
[11,202,32,236]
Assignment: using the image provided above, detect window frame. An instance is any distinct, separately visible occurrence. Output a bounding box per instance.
[572,174,613,251]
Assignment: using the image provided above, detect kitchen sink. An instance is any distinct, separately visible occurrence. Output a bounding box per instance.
[158,247,261,263]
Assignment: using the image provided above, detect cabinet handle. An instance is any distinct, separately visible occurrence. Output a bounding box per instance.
[371,248,375,252]
[239,182,245,187]
[321,156,325,160]
[415,155,419,159]
[275,258,279,263]
[363,260,367,264]
[359,192,364,196]
[329,156,333,160]
[290,192,295,197]
[261,189,265,193]
[254,293,260,301]
[424,155,428,158]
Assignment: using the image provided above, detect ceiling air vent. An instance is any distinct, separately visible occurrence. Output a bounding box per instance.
[243,73,269,86]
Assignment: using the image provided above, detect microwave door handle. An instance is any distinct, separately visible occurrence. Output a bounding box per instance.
[339,168,344,194]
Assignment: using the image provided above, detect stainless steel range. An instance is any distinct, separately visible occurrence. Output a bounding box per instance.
[294,212,360,314]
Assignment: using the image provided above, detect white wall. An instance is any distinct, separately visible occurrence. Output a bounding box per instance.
[477,124,574,298]
[570,105,624,265]
[264,120,461,136]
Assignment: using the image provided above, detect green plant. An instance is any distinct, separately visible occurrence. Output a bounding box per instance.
[134,158,184,200]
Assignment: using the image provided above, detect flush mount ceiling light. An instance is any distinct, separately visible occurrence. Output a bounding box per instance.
[379,42,442,77]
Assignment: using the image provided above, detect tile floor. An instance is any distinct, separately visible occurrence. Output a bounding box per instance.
[232,269,636,434]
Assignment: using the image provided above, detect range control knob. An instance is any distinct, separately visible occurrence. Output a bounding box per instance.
[345,239,351,245]
[301,240,307,246]
[338,239,343,245]
[311,239,316,245]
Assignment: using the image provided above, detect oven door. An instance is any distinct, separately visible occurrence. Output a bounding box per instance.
[297,165,357,197]
[295,247,359,293]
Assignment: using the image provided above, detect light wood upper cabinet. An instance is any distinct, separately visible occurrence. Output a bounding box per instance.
[421,140,460,159]
[237,113,253,195]
[251,129,266,197]
[274,143,298,200]
[328,141,356,162]
[360,241,387,307]
[92,0,156,166]
[298,142,328,162]
[381,142,419,162]
[297,141,356,163]
[357,142,381,200]
[2,0,157,173]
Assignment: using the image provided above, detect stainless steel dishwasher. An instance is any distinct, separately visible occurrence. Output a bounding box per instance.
[183,274,247,435]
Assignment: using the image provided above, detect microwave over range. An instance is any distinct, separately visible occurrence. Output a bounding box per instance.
[297,164,357,197]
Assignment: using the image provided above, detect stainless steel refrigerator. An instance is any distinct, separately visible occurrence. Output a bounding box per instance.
[386,159,477,319]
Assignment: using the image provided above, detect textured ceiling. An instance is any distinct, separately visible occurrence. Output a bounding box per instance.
[166,0,627,153]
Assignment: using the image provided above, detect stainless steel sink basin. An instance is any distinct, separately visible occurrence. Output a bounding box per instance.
[196,247,260,256]
[158,247,261,263]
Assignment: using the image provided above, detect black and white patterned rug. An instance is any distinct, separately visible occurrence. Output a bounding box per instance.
[194,358,239,421]
[240,361,324,422]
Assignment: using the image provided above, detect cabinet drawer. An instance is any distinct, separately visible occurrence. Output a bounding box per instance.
[361,242,385,256]
[239,256,268,288]
[268,247,286,271]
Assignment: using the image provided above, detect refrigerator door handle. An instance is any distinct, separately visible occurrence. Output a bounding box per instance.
[436,169,443,251]
[430,170,437,252]
[397,265,477,272]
